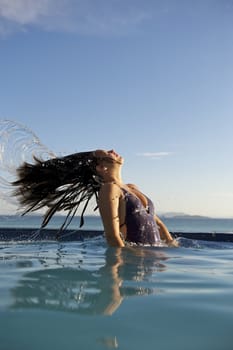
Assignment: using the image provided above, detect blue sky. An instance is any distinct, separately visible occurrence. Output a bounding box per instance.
[0,0,233,217]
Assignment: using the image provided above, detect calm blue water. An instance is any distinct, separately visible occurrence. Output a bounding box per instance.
[1,216,233,350]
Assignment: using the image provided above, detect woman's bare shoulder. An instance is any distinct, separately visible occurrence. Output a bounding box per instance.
[99,182,122,197]
[126,183,139,190]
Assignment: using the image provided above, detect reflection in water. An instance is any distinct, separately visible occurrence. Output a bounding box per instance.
[97,336,119,349]
[10,246,168,316]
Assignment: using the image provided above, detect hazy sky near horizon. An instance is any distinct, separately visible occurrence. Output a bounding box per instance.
[0,0,233,218]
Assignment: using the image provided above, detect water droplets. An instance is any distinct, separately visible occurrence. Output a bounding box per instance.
[0,119,56,205]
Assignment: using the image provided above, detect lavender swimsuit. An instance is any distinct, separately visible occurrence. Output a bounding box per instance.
[121,189,161,245]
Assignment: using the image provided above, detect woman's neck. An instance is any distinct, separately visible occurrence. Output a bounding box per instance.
[102,168,123,185]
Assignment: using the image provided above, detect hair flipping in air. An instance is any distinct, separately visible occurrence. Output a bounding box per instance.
[12,152,101,231]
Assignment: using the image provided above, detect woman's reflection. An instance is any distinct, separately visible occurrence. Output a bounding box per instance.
[10,246,168,315]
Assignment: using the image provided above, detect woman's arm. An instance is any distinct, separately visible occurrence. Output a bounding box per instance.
[155,215,179,247]
[98,183,125,247]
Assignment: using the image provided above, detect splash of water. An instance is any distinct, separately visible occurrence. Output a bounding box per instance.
[0,119,56,206]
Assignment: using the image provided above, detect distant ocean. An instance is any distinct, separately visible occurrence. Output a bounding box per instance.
[0,214,233,233]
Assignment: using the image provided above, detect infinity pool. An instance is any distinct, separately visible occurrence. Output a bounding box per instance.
[1,237,233,350]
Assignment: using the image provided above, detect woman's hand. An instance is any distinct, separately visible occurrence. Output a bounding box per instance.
[155,216,179,247]
[167,239,180,247]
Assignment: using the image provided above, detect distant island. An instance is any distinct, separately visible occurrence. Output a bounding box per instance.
[159,212,212,219]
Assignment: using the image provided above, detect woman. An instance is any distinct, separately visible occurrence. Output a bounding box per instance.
[95,149,177,247]
[12,149,178,247]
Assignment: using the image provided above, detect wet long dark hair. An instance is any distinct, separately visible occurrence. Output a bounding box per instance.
[12,151,101,230]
